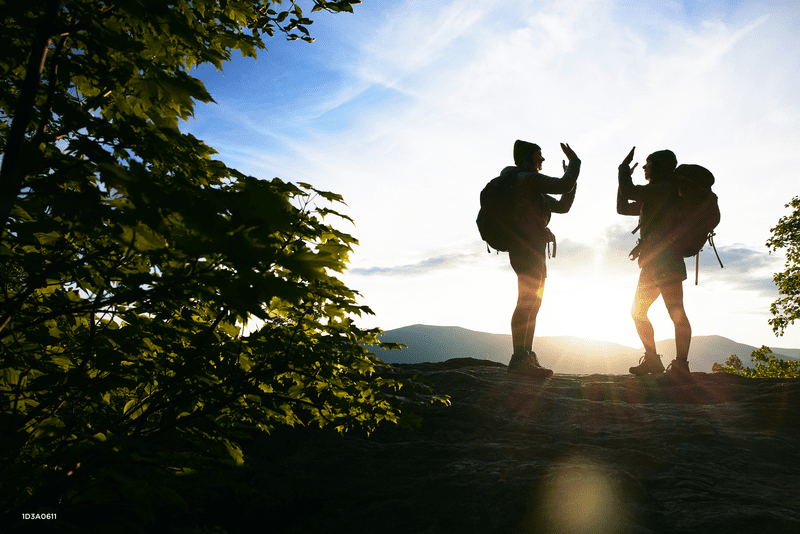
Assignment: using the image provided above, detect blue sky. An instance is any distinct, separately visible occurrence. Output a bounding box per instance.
[184,0,800,351]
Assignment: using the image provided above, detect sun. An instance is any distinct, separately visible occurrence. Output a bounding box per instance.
[538,274,644,347]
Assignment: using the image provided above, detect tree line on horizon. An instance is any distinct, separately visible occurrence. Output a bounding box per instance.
[0,0,796,531]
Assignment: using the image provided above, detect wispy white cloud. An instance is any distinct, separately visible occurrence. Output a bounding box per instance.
[353,0,491,88]
[349,251,483,276]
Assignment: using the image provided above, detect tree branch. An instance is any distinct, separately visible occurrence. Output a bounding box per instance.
[0,0,62,236]
[35,34,68,139]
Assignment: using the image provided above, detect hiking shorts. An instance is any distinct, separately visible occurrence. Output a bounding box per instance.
[509,243,547,278]
[638,248,687,288]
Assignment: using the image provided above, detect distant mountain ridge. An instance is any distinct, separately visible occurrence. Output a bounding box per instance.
[373,324,800,374]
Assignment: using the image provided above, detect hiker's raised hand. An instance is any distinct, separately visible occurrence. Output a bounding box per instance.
[560,143,578,161]
[622,146,635,167]
[563,159,567,172]
[629,162,638,175]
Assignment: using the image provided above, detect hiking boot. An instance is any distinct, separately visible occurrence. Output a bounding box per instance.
[508,352,525,372]
[629,353,665,375]
[508,352,553,378]
[665,358,691,379]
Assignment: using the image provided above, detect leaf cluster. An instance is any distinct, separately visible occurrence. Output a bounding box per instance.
[251,0,363,43]
[767,196,800,336]
[712,346,800,379]
[0,1,447,530]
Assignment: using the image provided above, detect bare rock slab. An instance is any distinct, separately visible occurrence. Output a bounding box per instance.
[250,358,800,534]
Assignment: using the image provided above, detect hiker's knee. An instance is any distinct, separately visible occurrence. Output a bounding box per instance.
[662,285,688,325]
[517,275,544,305]
[516,294,542,315]
[631,281,659,323]
[631,297,651,323]
[666,303,689,326]
[631,305,648,324]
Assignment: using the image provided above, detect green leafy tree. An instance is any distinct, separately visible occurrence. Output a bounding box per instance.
[1,0,443,530]
[767,196,800,336]
[713,196,800,379]
[713,346,800,379]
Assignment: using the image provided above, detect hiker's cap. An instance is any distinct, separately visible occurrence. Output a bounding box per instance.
[675,164,715,188]
[514,140,541,167]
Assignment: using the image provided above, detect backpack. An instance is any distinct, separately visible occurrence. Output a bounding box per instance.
[476,173,517,252]
[628,164,722,283]
[669,164,721,258]
[476,168,551,253]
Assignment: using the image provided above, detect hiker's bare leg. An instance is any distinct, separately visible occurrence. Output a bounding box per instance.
[523,272,545,351]
[511,272,545,353]
[661,281,691,360]
[631,282,661,355]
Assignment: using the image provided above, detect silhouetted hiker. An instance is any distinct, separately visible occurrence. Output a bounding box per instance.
[617,147,691,378]
[505,140,581,377]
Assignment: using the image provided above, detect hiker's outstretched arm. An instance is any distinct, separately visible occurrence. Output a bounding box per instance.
[618,162,647,202]
[617,187,640,215]
[549,185,577,214]
[519,157,581,195]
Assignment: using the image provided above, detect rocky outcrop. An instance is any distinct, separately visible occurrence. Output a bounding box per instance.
[249,359,800,534]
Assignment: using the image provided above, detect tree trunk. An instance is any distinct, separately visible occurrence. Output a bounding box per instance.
[0,0,61,236]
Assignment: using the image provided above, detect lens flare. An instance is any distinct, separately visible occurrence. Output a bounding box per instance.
[530,459,633,534]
